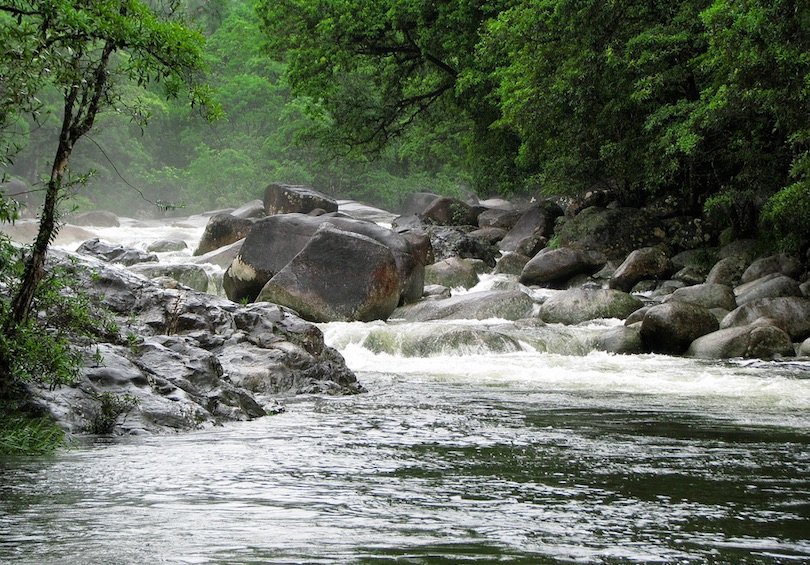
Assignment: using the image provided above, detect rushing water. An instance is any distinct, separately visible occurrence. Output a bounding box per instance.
[1,213,809,563]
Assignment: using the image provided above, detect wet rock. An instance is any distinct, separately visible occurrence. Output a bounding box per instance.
[422,196,482,226]
[425,257,479,290]
[423,225,500,267]
[609,247,672,292]
[741,253,803,283]
[147,239,188,253]
[467,227,507,245]
[594,325,644,354]
[706,255,748,287]
[499,201,563,254]
[190,239,243,270]
[520,247,605,288]
[263,183,338,216]
[686,320,795,360]
[393,290,535,322]
[494,252,531,276]
[664,283,737,311]
[671,265,706,285]
[735,274,803,305]
[718,239,760,261]
[232,199,266,219]
[799,337,810,357]
[640,301,719,354]
[478,208,523,230]
[400,191,440,216]
[193,213,253,256]
[720,297,810,340]
[77,238,158,266]
[423,284,452,299]
[129,263,211,293]
[540,288,643,325]
[256,224,401,323]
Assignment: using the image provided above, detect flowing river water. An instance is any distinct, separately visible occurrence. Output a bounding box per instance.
[1,212,809,563]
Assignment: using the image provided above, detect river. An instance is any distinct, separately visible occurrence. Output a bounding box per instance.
[1,212,809,563]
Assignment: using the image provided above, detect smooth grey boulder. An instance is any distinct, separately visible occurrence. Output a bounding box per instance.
[467,227,507,245]
[494,252,531,276]
[720,297,810,340]
[422,196,481,226]
[478,208,523,230]
[706,255,748,287]
[799,337,810,357]
[520,247,605,287]
[735,273,802,305]
[609,247,672,292]
[425,257,479,289]
[718,239,759,260]
[399,191,440,216]
[77,238,158,266]
[190,239,243,270]
[193,213,252,256]
[686,321,795,360]
[540,288,643,325]
[640,301,719,354]
[423,225,500,267]
[499,201,563,254]
[671,265,706,285]
[256,224,401,323]
[232,199,266,219]
[741,253,803,283]
[423,284,452,299]
[664,283,737,311]
[224,213,424,305]
[392,290,535,322]
[147,239,188,253]
[69,210,120,227]
[129,263,211,293]
[263,183,338,216]
[594,325,644,354]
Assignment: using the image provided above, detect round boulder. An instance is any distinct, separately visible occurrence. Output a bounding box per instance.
[640,301,719,354]
[720,297,810,340]
[422,196,481,226]
[706,255,748,287]
[263,183,338,216]
[499,201,563,254]
[256,224,400,322]
[735,274,802,306]
[664,283,737,311]
[425,257,479,289]
[540,288,643,325]
[741,253,803,283]
[521,247,604,287]
[609,247,673,292]
[193,213,253,256]
[686,321,795,360]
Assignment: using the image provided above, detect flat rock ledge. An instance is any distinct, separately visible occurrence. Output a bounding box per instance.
[29,251,363,436]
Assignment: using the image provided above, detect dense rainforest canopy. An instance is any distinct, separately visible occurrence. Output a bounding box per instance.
[2,0,809,249]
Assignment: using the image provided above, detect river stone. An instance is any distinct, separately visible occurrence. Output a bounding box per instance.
[263,183,338,216]
[686,321,795,360]
[147,239,188,253]
[423,225,500,267]
[478,208,522,230]
[671,265,706,285]
[720,297,810,340]
[741,253,803,283]
[224,213,424,305]
[494,252,531,276]
[664,283,737,311]
[499,201,563,254]
[425,257,479,289]
[392,290,535,322]
[705,255,748,287]
[422,196,481,226]
[257,224,401,322]
[735,273,803,305]
[640,301,719,354]
[520,247,605,288]
[190,239,243,270]
[193,213,252,256]
[467,226,507,245]
[540,289,643,325]
[68,210,120,227]
[800,337,810,357]
[558,207,666,261]
[400,191,440,215]
[594,325,644,354]
[423,284,452,299]
[609,247,673,292]
[129,263,211,293]
[232,199,266,219]
[718,239,760,260]
[77,238,158,266]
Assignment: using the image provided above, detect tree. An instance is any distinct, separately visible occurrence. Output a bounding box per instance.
[0,0,212,392]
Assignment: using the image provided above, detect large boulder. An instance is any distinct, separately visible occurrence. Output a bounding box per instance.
[232,199,266,219]
[594,325,644,354]
[224,213,424,306]
[558,207,666,261]
[424,257,479,289]
[499,201,563,254]
[193,213,253,256]
[263,183,338,216]
[494,252,531,276]
[76,238,157,266]
[256,224,400,322]
[608,247,672,292]
[640,301,719,354]
[664,283,737,311]
[400,191,440,216]
[540,288,643,325]
[423,225,500,267]
[392,290,535,322]
[800,337,810,357]
[720,297,810,340]
[478,208,523,230]
[735,274,803,305]
[190,239,243,270]
[686,321,795,360]
[422,196,481,226]
[741,253,803,283]
[705,255,748,287]
[129,263,211,293]
[520,247,604,287]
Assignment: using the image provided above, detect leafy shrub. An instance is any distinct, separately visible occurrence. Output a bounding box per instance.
[761,181,810,253]
[85,392,140,435]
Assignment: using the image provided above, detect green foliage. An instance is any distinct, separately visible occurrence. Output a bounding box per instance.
[0,410,66,456]
[761,181,810,253]
[85,391,139,435]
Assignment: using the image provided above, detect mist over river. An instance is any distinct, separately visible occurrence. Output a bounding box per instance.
[1,211,809,563]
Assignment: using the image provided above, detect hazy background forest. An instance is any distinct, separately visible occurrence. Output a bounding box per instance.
[2,0,809,251]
